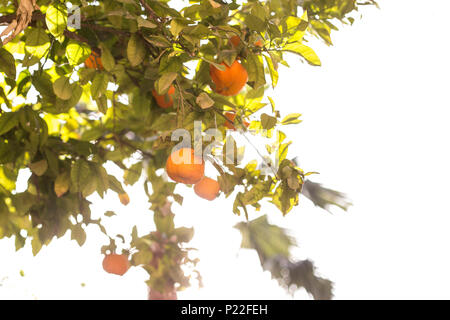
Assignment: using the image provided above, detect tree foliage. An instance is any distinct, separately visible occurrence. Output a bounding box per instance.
[0,0,376,299]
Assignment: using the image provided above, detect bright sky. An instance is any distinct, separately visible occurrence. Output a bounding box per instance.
[1,0,450,299]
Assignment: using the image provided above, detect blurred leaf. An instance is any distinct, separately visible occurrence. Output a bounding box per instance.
[29,160,48,176]
[66,41,91,65]
[302,180,352,212]
[45,3,67,38]
[127,34,146,67]
[0,48,16,79]
[71,224,86,246]
[54,171,70,197]
[53,77,72,100]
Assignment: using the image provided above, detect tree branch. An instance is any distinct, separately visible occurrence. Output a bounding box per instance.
[0,0,39,45]
[139,0,164,24]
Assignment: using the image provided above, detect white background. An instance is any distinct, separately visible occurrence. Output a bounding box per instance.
[1,0,450,299]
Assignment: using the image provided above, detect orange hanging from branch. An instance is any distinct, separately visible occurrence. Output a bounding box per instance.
[84,51,104,70]
[166,148,205,184]
[229,35,241,47]
[102,254,129,276]
[152,85,176,108]
[194,177,221,201]
[209,60,248,96]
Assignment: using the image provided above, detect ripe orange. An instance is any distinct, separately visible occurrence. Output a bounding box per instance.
[194,177,220,201]
[230,35,241,47]
[166,148,205,184]
[209,60,248,96]
[119,193,130,206]
[102,254,129,276]
[152,85,176,109]
[84,51,103,70]
[224,112,250,130]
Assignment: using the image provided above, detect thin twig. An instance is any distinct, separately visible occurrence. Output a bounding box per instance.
[139,0,164,24]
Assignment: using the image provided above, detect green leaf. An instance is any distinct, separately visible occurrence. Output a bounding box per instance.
[137,16,157,29]
[144,35,172,48]
[0,87,11,108]
[260,113,277,130]
[281,113,302,125]
[174,227,194,242]
[200,57,226,71]
[170,18,189,37]
[246,54,266,89]
[95,95,108,114]
[16,70,31,96]
[244,14,266,32]
[29,159,48,176]
[0,112,19,136]
[127,33,146,67]
[264,54,278,88]
[45,3,68,38]
[53,77,72,100]
[104,211,116,217]
[99,43,116,72]
[155,72,177,95]
[31,235,42,256]
[108,175,125,194]
[284,43,321,66]
[154,211,175,234]
[0,48,16,79]
[15,236,26,251]
[234,215,294,258]
[91,72,109,99]
[66,40,91,66]
[219,50,237,68]
[124,162,143,186]
[82,176,97,197]
[54,171,70,197]
[71,160,91,193]
[310,20,332,46]
[32,73,55,97]
[95,165,109,198]
[25,28,51,59]
[71,224,86,246]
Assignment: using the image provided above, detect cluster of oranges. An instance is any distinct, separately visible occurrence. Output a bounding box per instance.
[166,147,221,201]
[92,33,262,285]
[83,34,257,204]
[84,34,254,108]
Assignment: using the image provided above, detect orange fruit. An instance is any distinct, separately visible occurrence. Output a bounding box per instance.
[119,193,130,206]
[230,35,241,47]
[152,85,176,109]
[209,60,248,96]
[224,112,250,130]
[102,254,129,276]
[166,148,205,184]
[84,51,103,70]
[194,177,220,201]
[254,39,264,47]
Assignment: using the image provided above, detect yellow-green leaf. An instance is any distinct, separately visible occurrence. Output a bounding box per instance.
[54,171,70,197]
[53,77,72,100]
[45,3,68,38]
[284,43,321,66]
[127,34,146,67]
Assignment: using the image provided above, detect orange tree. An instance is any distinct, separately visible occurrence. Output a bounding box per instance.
[0,0,377,299]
